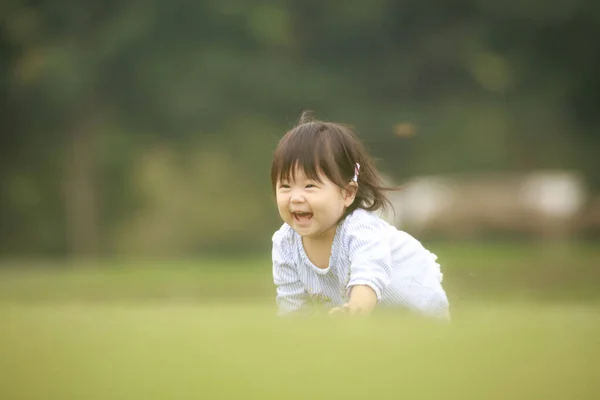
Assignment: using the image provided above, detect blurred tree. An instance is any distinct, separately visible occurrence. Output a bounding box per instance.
[0,0,598,257]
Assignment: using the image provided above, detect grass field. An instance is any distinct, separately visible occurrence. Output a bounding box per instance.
[1,242,599,399]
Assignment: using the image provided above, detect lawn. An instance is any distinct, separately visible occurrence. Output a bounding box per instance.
[1,302,598,400]
[0,242,599,399]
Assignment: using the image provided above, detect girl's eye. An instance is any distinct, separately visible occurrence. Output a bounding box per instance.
[306,184,316,188]
[279,184,290,189]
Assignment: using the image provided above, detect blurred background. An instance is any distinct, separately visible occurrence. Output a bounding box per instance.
[1,1,600,399]
[2,0,600,257]
[1,0,599,300]
[1,0,600,299]
[2,0,600,260]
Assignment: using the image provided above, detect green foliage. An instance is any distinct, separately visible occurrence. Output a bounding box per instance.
[1,0,599,256]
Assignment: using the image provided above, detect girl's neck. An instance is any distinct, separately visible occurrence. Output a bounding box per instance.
[301,224,338,269]
[304,221,338,246]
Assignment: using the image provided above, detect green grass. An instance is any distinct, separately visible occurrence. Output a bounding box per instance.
[0,302,599,399]
[0,242,599,399]
[0,241,598,303]
[0,260,272,303]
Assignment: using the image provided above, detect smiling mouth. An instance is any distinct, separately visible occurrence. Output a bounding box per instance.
[293,212,313,223]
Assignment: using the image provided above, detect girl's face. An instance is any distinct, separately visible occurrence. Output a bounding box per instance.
[276,166,356,241]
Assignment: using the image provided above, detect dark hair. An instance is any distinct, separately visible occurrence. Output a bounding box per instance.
[271,111,399,217]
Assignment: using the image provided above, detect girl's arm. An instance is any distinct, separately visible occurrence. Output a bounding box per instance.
[274,266,307,315]
[347,285,378,312]
[328,212,395,315]
[344,222,393,308]
[272,230,308,315]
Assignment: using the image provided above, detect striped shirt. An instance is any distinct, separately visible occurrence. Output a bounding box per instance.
[272,208,450,318]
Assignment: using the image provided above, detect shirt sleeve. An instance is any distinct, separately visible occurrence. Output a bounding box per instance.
[272,230,307,315]
[345,218,392,301]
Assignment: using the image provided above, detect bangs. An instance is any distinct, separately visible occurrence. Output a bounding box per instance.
[271,123,350,190]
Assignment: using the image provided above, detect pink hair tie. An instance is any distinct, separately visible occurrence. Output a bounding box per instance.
[352,163,360,182]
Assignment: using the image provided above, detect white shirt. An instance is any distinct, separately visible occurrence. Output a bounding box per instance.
[272,208,450,318]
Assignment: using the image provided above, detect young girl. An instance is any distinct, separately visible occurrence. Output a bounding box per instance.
[271,113,450,319]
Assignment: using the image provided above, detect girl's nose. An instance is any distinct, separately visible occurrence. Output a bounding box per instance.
[290,192,305,203]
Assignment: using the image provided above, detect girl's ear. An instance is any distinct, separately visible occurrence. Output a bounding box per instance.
[342,182,358,207]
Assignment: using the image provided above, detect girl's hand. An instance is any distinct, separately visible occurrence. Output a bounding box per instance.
[329,303,350,314]
[329,285,378,315]
[328,302,370,315]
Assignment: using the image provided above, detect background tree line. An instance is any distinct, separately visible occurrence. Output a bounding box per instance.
[1,0,598,257]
